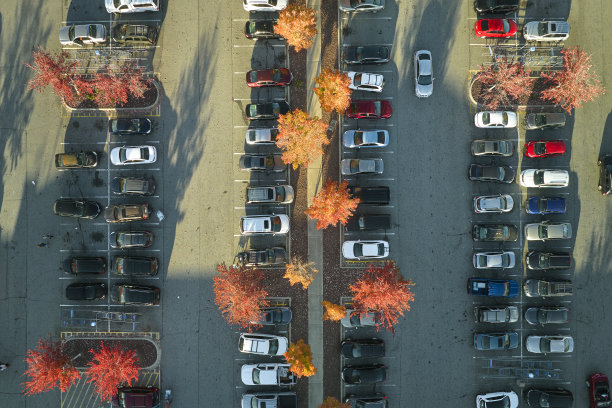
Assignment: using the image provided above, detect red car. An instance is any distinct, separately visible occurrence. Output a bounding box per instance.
[246,68,292,87]
[474,19,517,38]
[347,100,392,119]
[524,140,565,158]
[588,373,611,408]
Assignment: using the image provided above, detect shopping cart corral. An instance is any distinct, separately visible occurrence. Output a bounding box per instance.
[60,309,141,331]
[479,358,564,381]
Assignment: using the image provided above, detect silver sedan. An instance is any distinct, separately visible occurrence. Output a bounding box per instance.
[341,159,384,175]
[339,0,385,12]
[343,129,389,148]
[473,194,514,213]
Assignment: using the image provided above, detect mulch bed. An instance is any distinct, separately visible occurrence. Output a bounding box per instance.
[471,76,556,107]
[65,82,158,110]
[63,338,158,369]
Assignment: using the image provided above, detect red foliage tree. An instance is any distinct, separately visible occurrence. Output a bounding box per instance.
[274,5,317,52]
[475,59,534,109]
[350,261,415,333]
[25,47,84,105]
[283,339,317,378]
[540,46,605,114]
[305,179,359,230]
[22,336,81,396]
[276,109,329,169]
[213,263,270,330]
[92,64,151,106]
[86,342,140,402]
[313,69,352,114]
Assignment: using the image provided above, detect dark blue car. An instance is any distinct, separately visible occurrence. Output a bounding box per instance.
[526,197,566,214]
[467,278,519,298]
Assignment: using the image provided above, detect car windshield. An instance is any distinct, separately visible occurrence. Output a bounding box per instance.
[418,73,432,86]
[68,26,75,40]
[275,186,285,201]
[538,22,548,35]
[249,105,259,116]
[252,368,261,384]
[354,244,363,257]
[119,149,128,162]
[501,112,508,124]
[533,142,547,155]
[539,225,548,238]
[535,114,546,126]
[268,339,279,354]
[487,396,510,408]
[349,313,361,325]
[481,20,489,30]
[482,112,490,124]
[139,148,149,160]
[248,71,258,83]
[89,25,97,37]
[534,171,545,185]
[540,338,551,352]
[350,160,360,172]
[271,216,282,232]
[481,336,490,348]
[537,199,549,213]
[265,156,275,168]
[272,69,282,82]
[537,309,549,323]
[538,253,550,267]
[503,282,510,296]
[373,101,381,116]
[353,73,363,86]
[354,132,364,145]
[502,20,510,32]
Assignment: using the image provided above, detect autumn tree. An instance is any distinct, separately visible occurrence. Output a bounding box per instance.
[284,257,319,289]
[321,301,346,322]
[319,396,351,408]
[274,4,317,52]
[213,263,270,330]
[350,261,415,333]
[23,336,81,396]
[313,69,352,114]
[540,46,605,114]
[276,109,329,169]
[92,64,151,106]
[475,58,534,110]
[86,342,140,401]
[283,339,316,378]
[305,179,359,230]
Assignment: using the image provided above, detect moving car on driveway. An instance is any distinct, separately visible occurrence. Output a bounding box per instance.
[474,194,514,213]
[55,152,98,169]
[342,240,389,260]
[414,50,433,97]
[599,155,612,195]
[587,373,611,408]
[474,111,517,128]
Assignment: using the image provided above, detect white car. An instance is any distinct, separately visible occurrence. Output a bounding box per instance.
[473,194,514,213]
[241,363,296,386]
[476,392,518,408]
[526,335,574,353]
[473,252,516,269]
[474,111,517,128]
[238,333,288,356]
[523,21,570,41]
[59,24,107,46]
[520,169,569,188]
[414,50,433,97]
[342,240,389,260]
[346,72,384,92]
[245,128,278,145]
[243,0,288,12]
[105,0,160,13]
[340,309,380,328]
[341,159,384,175]
[240,214,290,235]
[342,129,389,148]
[524,222,572,241]
[338,0,385,12]
[110,146,157,165]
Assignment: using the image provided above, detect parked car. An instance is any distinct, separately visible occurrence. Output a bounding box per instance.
[525,112,566,129]
[474,111,517,128]
[111,177,156,196]
[598,155,612,195]
[525,307,569,325]
[243,0,288,12]
[250,307,292,326]
[112,386,160,408]
[474,0,520,13]
[474,332,518,350]
[474,19,517,38]
[526,335,574,353]
[524,140,565,158]
[342,365,386,384]
[520,169,569,188]
[345,214,391,232]
[112,284,160,305]
[108,118,152,135]
[342,240,389,260]
[526,197,566,214]
[246,185,294,204]
[239,155,285,172]
[110,231,153,249]
[345,394,387,408]
[526,251,571,270]
[341,309,381,328]
[59,24,107,46]
[241,392,297,408]
[523,279,573,297]
[110,146,157,165]
[587,373,611,408]
[112,24,158,46]
[237,247,286,266]
[239,333,288,356]
[467,278,519,298]
[104,204,149,223]
[526,389,573,408]
[66,283,106,301]
[339,0,385,12]
[114,256,158,276]
[341,339,385,359]
[53,199,101,219]
[63,257,107,275]
[524,221,572,241]
[246,68,292,87]
[476,392,519,408]
[55,152,98,169]
[240,214,290,234]
[346,100,392,119]
[471,140,513,156]
[523,21,570,41]
[241,363,296,386]
[468,164,515,183]
[246,101,290,120]
[343,45,390,65]
[474,306,519,323]
[244,20,283,40]
[473,251,516,269]
[414,50,433,97]
[474,194,514,213]
[473,224,518,241]
[347,72,384,92]
[341,159,384,175]
[347,186,390,205]
[343,129,389,148]
[245,128,278,145]
[105,0,160,13]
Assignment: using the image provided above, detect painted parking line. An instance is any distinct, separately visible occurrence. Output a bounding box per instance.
[341,43,393,47]
[233,44,286,48]
[61,141,108,145]
[59,249,108,253]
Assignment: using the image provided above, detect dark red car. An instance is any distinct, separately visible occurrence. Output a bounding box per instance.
[524,140,565,158]
[347,100,392,119]
[588,373,611,408]
[246,68,292,87]
[474,19,517,38]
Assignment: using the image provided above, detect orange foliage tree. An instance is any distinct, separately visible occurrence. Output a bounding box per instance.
[314,69,352,114]
[213,263,270,330]
[305,179,359,230]
[319,396,351,408]
[274,4,317,52]
[22,336,81,396]
[284,257,319,289]
[475,58,534,109]
[86,342,140,401]
[350,261,415,333]
[276,109,329,169]
[321,301,346,322]
[283,339,317,378]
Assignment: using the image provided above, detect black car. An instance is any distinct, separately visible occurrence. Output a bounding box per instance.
[345,394,387,408]
[598,155,612,195]
[66,282,106,301]
[468,164,515,183]
[342,364,386,384]
[474,0,520,14]
[112,284,160,306]
[473,224,518,242]
[245,101,290,120]
[526,251,571,270]
[526,389,573,408]
[237,247,286,266]
[341,339,385,359]
[344,45,391,65]
[55,151,98,169]
[63,257,107,275]
[108,118,152,135]
[112,24,158,45]
[111,177,156,195]
[110,231,154,249]
[114,256,159,276]
[250,307,293,326]
[53,199,101,219]
[113,386,160,408]
[244,20,283,40]
[525,113,566,130]
[345,214,390,232]
[347,186,390,205]
[524,307,569,325]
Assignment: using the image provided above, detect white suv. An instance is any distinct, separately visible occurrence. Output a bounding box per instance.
[523,21,570,41]
[520,169,569,188]
[105,0,160,13]
[238,333,288,356]
[243,0,288,12]
[240,215,290,234]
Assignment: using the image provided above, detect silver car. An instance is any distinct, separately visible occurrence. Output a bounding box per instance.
[245,128,278,145]
[341,159,384,175]
[526,335,574,353]
[523,21,570,41]
[342,240,389,260]
[339,0,385,12]
[524,222,572,241]
[105,0,160,13]
[471,140,513,157]
[525,112,566,129]
[347,72,385,92]
[343,129,389,148]
[473,251,516,269]
[473,194,514,213]
[414,50,433,97]
[524,307,569,325]
[59,24,107,46]
[238,333,288,356]
[340,309,380,328]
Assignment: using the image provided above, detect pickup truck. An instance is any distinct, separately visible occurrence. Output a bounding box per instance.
[241,392,297,408]
[241,363,296,386]
[468,278,519,298]
[523,279,573,297]
[246,185,294,204]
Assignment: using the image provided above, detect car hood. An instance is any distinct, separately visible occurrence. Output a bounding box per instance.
[524,308,540,324]
[524,224,540,240]
[526,336,541,352]
[523,22,541,38]
[110,147,121,164]
[59,26,72,43]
